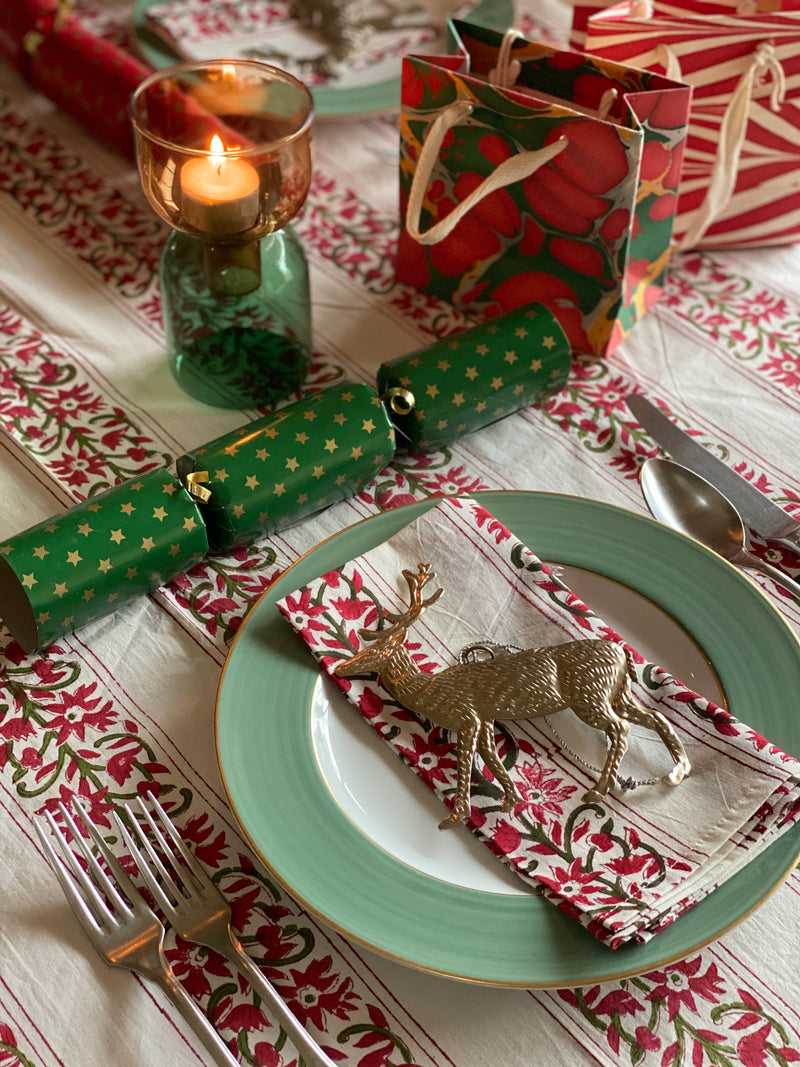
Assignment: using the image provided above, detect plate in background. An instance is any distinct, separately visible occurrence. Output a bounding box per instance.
[133,0,514,118]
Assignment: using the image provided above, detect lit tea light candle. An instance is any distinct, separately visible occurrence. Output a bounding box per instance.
[180,134,260,235]
[193,64,267,115]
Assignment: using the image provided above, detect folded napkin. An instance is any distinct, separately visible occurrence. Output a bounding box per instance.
[277,496,800,947]
[144,0,467,87]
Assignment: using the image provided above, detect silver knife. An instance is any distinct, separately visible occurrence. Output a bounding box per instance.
[626,393,800,554]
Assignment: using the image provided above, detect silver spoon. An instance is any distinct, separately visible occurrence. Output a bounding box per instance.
[639,457,800,602]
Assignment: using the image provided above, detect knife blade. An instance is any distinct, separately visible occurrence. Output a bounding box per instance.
[626,393,800,554]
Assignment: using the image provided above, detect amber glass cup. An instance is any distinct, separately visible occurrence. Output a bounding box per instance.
[131,60,314,409]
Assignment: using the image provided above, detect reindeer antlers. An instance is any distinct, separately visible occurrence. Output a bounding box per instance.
[358,562,443,641]
[384,563,443,623]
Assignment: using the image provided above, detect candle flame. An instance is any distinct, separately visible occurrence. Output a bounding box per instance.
[221,63,237,84]
[209,134,226,176]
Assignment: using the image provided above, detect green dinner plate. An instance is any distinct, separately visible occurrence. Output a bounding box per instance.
[215,492,800,987]
[133,0,514,119]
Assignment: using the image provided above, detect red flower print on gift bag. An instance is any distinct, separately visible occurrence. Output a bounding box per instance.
[396,19,691,358]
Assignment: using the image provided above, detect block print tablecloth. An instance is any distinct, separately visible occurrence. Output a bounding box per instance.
[1,2,799,1066]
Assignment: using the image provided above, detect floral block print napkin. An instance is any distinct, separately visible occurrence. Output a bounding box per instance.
[144,0,469,88]
[276,497,800,947]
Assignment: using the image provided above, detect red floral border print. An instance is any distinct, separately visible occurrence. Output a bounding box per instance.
[547,939,800,1067]
[665,253,800,397]
[0,96,164,298]
[0,638,441,1067]
[0,306,172,497]
[0,1021,36,1067]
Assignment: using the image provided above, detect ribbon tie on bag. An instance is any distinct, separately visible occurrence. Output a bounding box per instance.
[487,30,617,120]
[663,40,787,250]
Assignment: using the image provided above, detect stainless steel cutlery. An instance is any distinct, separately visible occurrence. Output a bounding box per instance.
[639,457,800,601]
[627,393,800,554]
[37,796,336,1067]
[36,800,239,1067]
[116,795,338,1067]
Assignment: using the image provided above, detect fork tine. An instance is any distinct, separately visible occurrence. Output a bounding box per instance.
[146,794,213,888]
[69,799,140,914]
[55,802,131,920]
[113,806,177,914]
[132,799,196,891]
[34,813,105,934]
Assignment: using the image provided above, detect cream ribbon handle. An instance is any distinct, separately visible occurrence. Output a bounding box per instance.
[663,40,787,250]
[488,29,523,88]
[406,99,567,245]
[489,29,617,118]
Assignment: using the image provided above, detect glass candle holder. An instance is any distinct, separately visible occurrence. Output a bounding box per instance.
[131,60,314,409]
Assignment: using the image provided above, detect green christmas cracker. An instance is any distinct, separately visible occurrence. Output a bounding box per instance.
[377,305,570,452]
[0,468,208,653]
[176,382,396,552]
[0,318,571,651]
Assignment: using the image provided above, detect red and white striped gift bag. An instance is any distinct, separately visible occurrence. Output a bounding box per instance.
[570,0,621,49]
[580,0,800,249]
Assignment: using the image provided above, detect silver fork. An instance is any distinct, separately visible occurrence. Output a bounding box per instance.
[35,799,239,1067]
[115,795,338,1067]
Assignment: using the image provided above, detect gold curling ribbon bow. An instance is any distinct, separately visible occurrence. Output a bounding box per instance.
[184,470,213,504]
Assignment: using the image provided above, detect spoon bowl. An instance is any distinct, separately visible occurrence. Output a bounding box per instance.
[639,457,800,602]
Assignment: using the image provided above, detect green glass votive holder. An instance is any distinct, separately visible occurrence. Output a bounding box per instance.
[130,60,314,409]
[159,226,311,408]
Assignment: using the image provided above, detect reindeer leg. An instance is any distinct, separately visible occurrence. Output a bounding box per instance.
[477,720,520,813]
[617,700,691,785]
[439,720,480,831]
[573,707,630,802]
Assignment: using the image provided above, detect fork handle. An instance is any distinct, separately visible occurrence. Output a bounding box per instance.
[219,931,339,1067]
[152,967,240,1067]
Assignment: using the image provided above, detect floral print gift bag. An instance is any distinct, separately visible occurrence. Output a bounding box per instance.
[395,20,692,358]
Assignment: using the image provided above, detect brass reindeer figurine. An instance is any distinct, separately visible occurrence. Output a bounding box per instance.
[334,563,690,830]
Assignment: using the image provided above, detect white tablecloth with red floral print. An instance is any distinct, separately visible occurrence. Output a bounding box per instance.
[1,3,799,1067]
